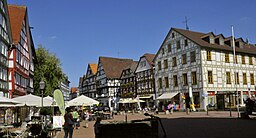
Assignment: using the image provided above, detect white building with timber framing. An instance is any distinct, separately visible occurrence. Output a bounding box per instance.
[154,27,256,111]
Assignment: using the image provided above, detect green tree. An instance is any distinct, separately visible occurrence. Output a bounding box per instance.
[34,45,65,96]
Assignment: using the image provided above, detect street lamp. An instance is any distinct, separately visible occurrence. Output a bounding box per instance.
[40,80,46,107]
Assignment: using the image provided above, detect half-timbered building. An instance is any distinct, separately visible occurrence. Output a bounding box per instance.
[135,53,155,108]
[82,63,98,99]
[8,5,35,97]
[0,0,12,98]
[95,56,134,111]
[154,27,256,110]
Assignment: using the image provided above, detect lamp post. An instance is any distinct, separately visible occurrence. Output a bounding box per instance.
[40,80,46,107]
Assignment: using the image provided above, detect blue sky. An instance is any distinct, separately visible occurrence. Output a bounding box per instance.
[8,0,256,87]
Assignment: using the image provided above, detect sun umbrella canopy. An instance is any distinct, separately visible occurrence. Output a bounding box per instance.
[13,94,54,107]
[0,96,20,107]
[68,95,99,106]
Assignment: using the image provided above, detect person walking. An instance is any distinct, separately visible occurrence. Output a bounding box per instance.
[63,107,74,138]
[72,108,80,129]
[94,117,102,138]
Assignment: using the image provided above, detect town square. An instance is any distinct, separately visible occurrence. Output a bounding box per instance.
[0,0,256,138]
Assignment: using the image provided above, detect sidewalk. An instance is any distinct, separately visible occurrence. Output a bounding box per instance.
[56,111,242,138]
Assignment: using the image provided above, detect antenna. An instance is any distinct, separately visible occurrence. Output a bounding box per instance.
[182,16,189,30]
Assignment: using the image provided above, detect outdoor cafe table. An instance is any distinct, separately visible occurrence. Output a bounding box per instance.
[0,125,14,138]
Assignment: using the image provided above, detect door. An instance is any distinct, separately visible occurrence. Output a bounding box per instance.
[216,94,225,110]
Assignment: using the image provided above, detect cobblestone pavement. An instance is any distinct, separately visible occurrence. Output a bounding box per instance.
[56,111,255,138]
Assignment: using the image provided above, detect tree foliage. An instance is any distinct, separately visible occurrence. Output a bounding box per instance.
[34,45,65,96]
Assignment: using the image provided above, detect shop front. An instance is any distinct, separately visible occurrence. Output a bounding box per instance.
[216,91,237,110]
[157,92,180,111]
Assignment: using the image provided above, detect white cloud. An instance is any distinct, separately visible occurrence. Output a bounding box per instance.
[49,36,57,39]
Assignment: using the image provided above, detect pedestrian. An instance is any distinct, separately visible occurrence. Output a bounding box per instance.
[85,110,90,128]
[72,108,80,129]
[94,117,102,138]
[63,107,74,138]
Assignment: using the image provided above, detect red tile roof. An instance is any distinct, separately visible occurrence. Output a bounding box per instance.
[89,64,98,75]
[8,5,27,45]
[99,57,134,79]
[143,53,155,66]
[172,28,256,55]
[71,87,78,93]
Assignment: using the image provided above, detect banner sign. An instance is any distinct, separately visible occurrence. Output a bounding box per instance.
[54,89,65,116]
[53,116,64,129]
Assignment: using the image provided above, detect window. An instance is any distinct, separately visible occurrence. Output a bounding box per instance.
[250,73,254,85]
[207,50,211,61]
[235,55,238,63]
[185,39,188,47]
[176,40,181,49]
[249,57,253,65]
[172,33,175,38]
[190,51,196,62]
[225,53,230,63]
[208,71,213,84]
[164,77,169,88]
[226,72,231,84]
[164,59,168,69]
[162,48,164,55]
[183,73,188,85]
[158,78,162,89]
[243,73,247,85]
[242,55,245,64]
[182,54,187,64]
[172,57,177,67]
[158,61,161,71]
[168,44,172,53]
[192,72,197,85]
[173,75,178,87]
[235,72,239,84]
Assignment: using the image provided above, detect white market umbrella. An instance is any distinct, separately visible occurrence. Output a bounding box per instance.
[68,95,99,106]
[43,96,57,107]
[13,94,54,107]
[0,96,20,107]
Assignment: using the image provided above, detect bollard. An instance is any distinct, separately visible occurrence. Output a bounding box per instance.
[186,108,190,115]
[207,105,209,115]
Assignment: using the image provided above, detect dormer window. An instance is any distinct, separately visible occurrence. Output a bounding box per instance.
[215,38,220,45]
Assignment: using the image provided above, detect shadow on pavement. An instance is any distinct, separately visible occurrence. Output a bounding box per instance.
[159,117,256,138]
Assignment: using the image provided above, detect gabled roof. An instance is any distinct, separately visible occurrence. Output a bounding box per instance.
[172,28,256,55]
[143,53,155,66]
[8,5,27,45]
[99,57,134,79]
[89,64,98,75]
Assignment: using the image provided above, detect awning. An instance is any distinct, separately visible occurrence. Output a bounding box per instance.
[139,95,153,99]
[157,92,179,100]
